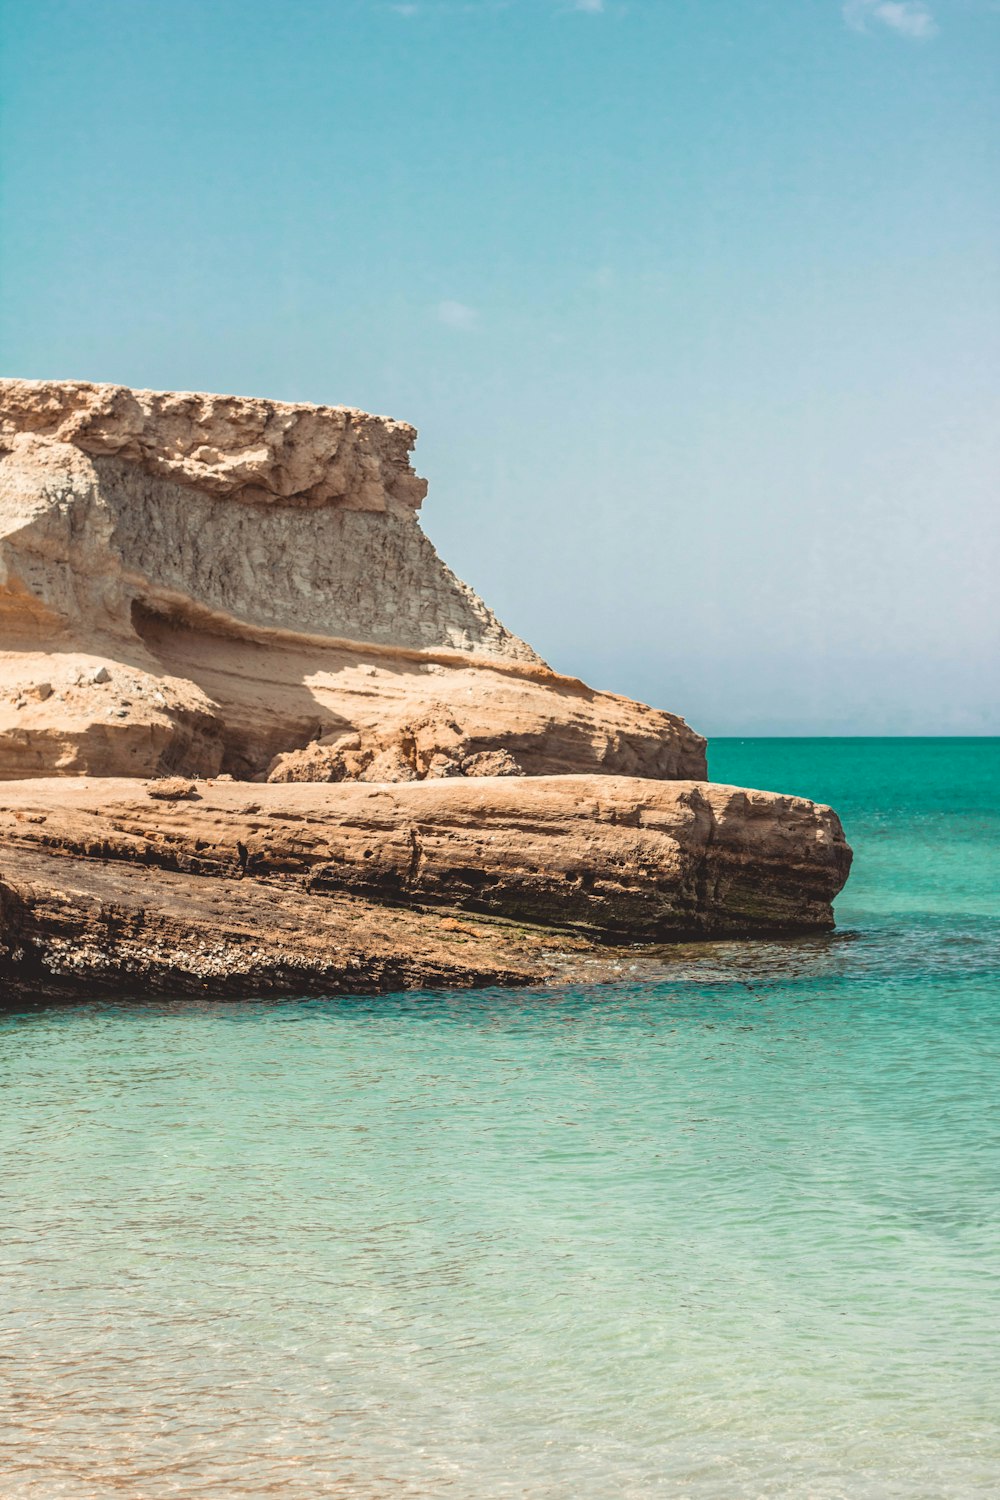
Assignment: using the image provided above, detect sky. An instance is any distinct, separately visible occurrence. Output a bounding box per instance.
[1,0,997,734]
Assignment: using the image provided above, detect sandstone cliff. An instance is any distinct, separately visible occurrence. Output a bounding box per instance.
[0,380,705,782]
[0,379,853,1002]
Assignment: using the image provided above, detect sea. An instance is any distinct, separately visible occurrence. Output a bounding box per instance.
[2,737,998,1498]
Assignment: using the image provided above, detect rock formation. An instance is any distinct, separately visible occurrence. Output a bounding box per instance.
[0,774,851,999]
[0,380,705,782]
[0,380,853,1001]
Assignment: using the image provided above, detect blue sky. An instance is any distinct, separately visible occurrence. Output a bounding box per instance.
[1,0,997,733]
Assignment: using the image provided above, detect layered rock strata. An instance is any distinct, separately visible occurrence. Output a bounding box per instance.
[0,775,852,1000]
[0,379,854,1002]
[0,380,705,782]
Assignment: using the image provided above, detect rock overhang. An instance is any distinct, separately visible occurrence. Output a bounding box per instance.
[0,379,427,512]
[0,378,852,991]
[0,378,708,786]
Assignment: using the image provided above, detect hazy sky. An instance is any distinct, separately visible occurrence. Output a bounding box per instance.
[2,0,997,733]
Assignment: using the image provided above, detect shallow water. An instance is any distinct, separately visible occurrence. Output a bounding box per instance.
[2,738,999,1498]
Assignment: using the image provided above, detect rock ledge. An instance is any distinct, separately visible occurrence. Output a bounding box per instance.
[0,775,852,1001]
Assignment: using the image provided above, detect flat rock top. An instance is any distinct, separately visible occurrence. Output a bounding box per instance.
[0,772,851,1001]
[0,379,427,509]
[0,773,843,843]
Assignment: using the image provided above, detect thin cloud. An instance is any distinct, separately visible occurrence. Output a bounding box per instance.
[843,0,940,38]
[437,300,480,331]
[386,1,595,14]
[386,1,515,12]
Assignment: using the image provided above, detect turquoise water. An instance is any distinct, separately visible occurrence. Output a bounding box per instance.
[2,738,998,1498]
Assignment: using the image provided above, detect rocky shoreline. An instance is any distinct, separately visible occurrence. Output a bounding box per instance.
[0,381,852,1002]
[0,774,851,1001]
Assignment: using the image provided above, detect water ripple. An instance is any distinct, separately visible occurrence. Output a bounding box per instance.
[2,738,999,1496]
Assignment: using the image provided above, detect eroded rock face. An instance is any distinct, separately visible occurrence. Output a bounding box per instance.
[0,381,855,993]
[0,774,853,1000]
[0,379,707,782]
[0,381,427,510]
[0,382,532,658]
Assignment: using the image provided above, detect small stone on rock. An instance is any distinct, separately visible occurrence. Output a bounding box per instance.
[424,753,463,778]
[147,777,198,801]
[460,749,525,778]
[439,917,477,936]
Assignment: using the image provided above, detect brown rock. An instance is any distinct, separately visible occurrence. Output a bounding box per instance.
[0,379,705,783]
[0,379,427,511]
[461,749,524,777]
[266,735,362,784]
[0,381,854,1002]
[0,774,852,1001]
[423,753,463,778]
[146,778,197,801]
[359,747,419,784]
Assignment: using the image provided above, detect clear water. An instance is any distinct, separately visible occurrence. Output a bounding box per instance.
[2,738,998,1498]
